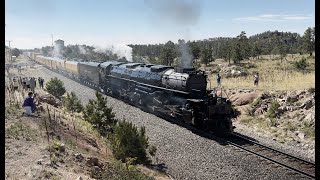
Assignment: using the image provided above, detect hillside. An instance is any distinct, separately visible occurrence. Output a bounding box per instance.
[5,61,170,180]
[205,54,315,161]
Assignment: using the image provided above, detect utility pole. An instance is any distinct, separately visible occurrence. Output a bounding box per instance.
[51,34,53,46]
[6,40,12,63]
[51,34,54,57]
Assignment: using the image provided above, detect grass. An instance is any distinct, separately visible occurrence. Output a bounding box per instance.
[208,54,315,91]
[47,138,65,164]
[239,116,270,129]
[95,159,152,180]
[283,121,298,132]
[5,121,38,141]
[301,121,315,138]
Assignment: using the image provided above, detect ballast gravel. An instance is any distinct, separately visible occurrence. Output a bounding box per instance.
[22,62,312,180]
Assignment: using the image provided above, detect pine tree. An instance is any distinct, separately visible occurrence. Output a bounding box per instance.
[160,41,176,66]
[110,120,149,164]
[200,47,214,66]
[302,27,315,56]
[45,77,66,98]
[83,91,116,136]
[64,91,83,113]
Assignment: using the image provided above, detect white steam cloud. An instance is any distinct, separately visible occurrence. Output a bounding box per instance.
[78,45,87,54]
[93,44,132,62]
[53,43,63,58]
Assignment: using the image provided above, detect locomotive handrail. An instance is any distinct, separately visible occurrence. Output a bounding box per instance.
[107,75,190,95]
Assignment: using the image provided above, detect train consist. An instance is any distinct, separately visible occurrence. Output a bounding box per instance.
[32,54,236,136]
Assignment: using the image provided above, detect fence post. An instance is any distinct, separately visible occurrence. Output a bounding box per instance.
[44,105,52,165]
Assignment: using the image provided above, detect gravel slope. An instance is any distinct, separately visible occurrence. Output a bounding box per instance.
[21,61,312,180]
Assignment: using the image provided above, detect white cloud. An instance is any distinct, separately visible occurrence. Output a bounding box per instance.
[233,14,313,22]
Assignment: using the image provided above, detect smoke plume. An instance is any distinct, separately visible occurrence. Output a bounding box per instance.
[178,40,193,68]
[144,0,202,68]
[144,0,202,26]
[93,44,132,62]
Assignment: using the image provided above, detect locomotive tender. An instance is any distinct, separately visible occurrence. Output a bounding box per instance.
[33,54,235,136]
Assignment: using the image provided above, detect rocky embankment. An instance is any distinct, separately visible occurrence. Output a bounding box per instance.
[222,88,315,162]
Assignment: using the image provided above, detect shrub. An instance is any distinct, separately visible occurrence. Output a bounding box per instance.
[251,97,262,108]
[293,58,308,71]
[45,77,66,98]
[148,146,157,157]
[301,121,315,138]
[83,91,116,136]
[64,91,83,113]
[96,160,151,180]
[110,120,149,164]
[307,87,315,94]
[267,99,280,119]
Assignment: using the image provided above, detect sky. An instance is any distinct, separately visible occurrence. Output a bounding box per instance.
[5,0,315,49]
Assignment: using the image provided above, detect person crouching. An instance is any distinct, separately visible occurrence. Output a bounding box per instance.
[22,92,36,116]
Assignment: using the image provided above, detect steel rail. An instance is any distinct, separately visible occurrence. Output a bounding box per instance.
[227,133,315,179]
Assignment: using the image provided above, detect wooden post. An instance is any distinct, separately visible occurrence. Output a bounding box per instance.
[44,105,52,165]
[46,105,52,126]
[53,108,56,132]
[59,111,61,135]
[73,113,77,144]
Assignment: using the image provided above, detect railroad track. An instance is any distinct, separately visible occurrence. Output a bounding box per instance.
[226,132,315,179]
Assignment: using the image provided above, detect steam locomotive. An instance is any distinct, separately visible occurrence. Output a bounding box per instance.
[32,54,236,136]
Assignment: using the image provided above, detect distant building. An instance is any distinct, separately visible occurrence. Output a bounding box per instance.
[5,46,11,63]
[54,39,65,58]
[54,39,64,47]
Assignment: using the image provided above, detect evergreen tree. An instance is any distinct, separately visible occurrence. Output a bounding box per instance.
[64,91,83,113]
[83,91,116,136]
[160,41,176,66]
[45,77,66,98]
[302,27,315,56]
[110,120,149,164]
[200,47,214,66]
[232,41,242,64]
[189,41,201,60]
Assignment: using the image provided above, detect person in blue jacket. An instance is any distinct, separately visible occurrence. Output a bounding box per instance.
[22,92,36,116]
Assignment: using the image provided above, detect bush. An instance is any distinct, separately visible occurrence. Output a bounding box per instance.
[96,160,151,180]
[293,58,308,71]
[301,121,315,138]
[267,99,280,119]
[64,91,83,113]
[110,120,149,164]
[307,87,315,94]
[45,77,66,98]
[148,146,157,157]
[83,91,116,136]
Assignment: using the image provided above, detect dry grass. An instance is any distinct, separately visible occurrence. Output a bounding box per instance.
[208,54,315,91]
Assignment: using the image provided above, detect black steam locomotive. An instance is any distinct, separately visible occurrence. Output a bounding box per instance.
[34,55,236,136]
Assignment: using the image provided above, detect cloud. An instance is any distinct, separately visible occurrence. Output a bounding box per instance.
[233,14,313,22]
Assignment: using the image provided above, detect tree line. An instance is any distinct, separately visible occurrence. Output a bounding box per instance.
[128,27,315,66]
[31,27,314,66]
[35,44,126,62]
